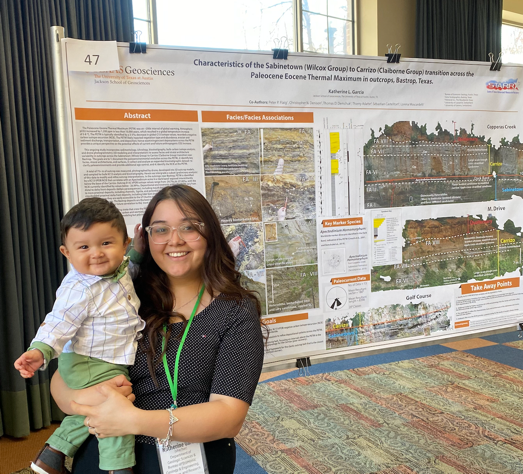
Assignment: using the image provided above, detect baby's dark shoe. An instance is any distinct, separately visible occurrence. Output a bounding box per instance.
[31,444,71,474]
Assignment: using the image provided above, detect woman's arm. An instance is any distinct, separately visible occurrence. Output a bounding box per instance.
[73,295,262,443]
[72,386,249,442]
[51,371,134,414]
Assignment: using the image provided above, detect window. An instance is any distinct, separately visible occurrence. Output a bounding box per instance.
[133,0,355,55]
[155,0,295,52]
[302,0,354,55]
[502,24,523,64]
[132,0,155,44]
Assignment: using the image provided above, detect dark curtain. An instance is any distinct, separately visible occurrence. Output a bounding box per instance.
[415,0,502,61]
[0,0,133,438]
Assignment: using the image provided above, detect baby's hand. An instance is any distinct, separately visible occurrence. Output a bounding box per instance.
[133,223,146,254]
[14,350,45,378]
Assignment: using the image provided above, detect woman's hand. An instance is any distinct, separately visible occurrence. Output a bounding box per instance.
[73,384,139,438]
[98,376,135,402]
[51,372,135,415]
[73,391,250,442]
[133,223,146,254]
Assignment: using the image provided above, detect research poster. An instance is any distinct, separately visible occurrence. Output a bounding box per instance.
[61,40,523,363]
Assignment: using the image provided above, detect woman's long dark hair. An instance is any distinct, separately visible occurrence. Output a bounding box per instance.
[134,185,262,382]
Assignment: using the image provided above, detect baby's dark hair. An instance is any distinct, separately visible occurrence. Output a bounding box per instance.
[61,197,128,245]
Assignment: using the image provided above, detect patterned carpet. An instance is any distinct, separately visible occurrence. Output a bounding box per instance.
[237,349,523,473]
[10,458,71,474]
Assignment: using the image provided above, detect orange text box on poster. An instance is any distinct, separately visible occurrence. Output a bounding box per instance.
[261,313,308,326]
[460,277,520,295]
[75,108,198,122]
[455,321,470,329]
[322,217,363,228]
[331,274,370,285]
[201,111,314,123]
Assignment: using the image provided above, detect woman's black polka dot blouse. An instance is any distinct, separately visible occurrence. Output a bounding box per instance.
[129,296,265,445]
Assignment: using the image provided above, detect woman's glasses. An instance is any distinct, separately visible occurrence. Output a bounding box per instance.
[145,222,204,244]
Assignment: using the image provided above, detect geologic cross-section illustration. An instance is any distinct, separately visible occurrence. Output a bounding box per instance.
[364,121,523,208]
[325,300,451,349]
[372,216,522,292]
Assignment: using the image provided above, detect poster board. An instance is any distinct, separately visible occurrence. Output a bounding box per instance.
[60,39,523,366]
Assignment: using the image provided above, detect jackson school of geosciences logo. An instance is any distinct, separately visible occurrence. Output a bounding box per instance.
[486,78,519,92]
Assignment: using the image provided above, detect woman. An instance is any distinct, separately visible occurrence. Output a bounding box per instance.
[51,185,265,473]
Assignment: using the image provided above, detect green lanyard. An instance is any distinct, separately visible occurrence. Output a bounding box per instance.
[162,285,205,408]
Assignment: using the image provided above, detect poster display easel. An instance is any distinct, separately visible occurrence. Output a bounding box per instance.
[54,31,523,368]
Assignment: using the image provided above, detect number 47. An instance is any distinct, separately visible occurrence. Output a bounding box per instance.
[84,54,100,65]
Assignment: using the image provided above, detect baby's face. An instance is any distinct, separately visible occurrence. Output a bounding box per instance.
[60,222,130,276]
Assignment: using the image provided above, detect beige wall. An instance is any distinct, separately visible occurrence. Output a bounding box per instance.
[504,0,523,16]
[377,0,416,57]
[356,0,378,56]
[357,0,416,58]
[503,0,523,25]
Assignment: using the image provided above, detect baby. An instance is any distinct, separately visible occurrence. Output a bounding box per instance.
[14,197,144,474]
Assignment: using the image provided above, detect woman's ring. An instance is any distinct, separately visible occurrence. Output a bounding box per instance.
[94,429,100,437]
